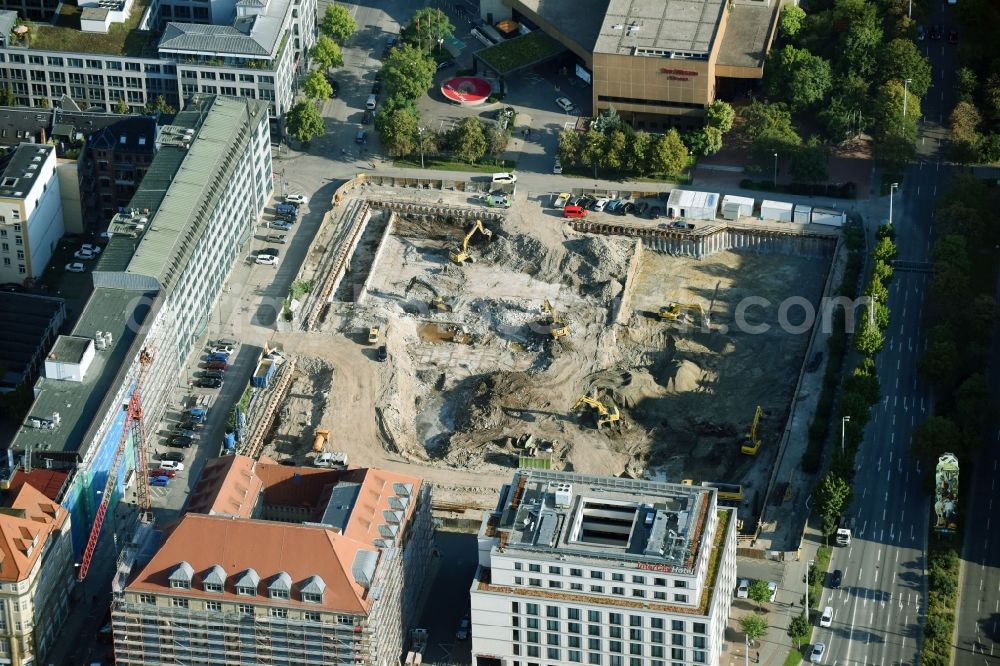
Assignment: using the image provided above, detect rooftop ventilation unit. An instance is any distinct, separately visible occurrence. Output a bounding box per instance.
[554,482,572,508]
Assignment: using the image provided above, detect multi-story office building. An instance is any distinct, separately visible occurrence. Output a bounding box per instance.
[9,94,271,562]
[113,457,434,665]
[0,480,75,665]
[0,0,314,133]
[0,143,64,283]
[470,470,738,666]
[0,292,65,391]
[79,114,158,223]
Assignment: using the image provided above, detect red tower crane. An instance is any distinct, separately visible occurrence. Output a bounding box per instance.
[78,348,154,581]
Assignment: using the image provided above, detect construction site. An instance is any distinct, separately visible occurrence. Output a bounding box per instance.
[253,177,841,530]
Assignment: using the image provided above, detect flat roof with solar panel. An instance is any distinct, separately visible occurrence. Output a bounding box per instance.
[491,470,716,572]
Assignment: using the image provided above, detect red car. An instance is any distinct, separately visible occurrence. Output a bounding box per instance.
[204,360,229,370]
[149,468,177,478]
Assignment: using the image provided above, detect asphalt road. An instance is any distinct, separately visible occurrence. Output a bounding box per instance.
[810,3,964,663]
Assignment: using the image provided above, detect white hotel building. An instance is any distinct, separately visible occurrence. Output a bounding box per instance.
[470,470,738,666]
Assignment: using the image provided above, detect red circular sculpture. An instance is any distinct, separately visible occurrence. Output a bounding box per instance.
[440,76,493,105]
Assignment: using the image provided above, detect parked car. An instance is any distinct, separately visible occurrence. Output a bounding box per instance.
[80,243,103,255]
[160,460,185,472]
[275,212,297,222]
[371,81,381,95]
[160,451,185,462]
[74,249,97,260]
[377,345,388,362]
[947,28,958,43]
[255,254,279,267]
[636,202,649,216]
[285,194,308,205]
[606,199,623,213]
[578,195,596,209]
[830,569,843,589]
[206,352,230,363]
[149,468,177,478]
[810,643,826,663]
[767,581,778,602]
[820,606,834,628]
[355,130,368,144]
[173,429,196,439]
[276,203,297,214]
[916,24,925,40]
[620,202,635,214]
[492,172,517,184]
[211,345,235,355]
[555,96,577,113]
[269,220,293,231]
[326,76,339,97]
[929,23,942,39]
[149,475,170,487]
[65,262,87,273]
[736,579,749,598]
[592,198,610,212]
[258,248,279,257]
[486,193,511,208]
[0,283,22,292]
[648,206,662,220]
[436,59,456,71]
[169,435,194,448]
[553,158,562,174]
[455,616,470,640]
[204,360,229,370]
[362,109,374,124]
[266,234,288,244]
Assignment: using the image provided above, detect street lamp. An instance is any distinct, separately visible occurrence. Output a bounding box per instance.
[773,152,778,188]
[889,181,898,229]
[902,78,912,120]
[805,558,814,614]
[908,0,912,19]
[841,415,851,454]
[417,126,426,169]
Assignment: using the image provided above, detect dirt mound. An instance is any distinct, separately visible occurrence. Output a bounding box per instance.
[479,232,548,271]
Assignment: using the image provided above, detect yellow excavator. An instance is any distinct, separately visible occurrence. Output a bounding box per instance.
[405,277,452,312]
[449,220,493,264]
[740,405,763,455]
[543,299,570,337]
[573,395,621,429]
[658,301,706,325]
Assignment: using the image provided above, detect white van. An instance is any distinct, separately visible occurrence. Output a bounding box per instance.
[366,94,377,110]
[160,460,185,472]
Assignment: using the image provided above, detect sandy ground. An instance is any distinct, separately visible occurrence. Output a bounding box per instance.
[258,191,832,516]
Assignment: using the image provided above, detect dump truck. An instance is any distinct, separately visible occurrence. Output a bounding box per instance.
[251,357,276,388]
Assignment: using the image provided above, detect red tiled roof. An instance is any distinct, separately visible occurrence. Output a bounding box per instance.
[186,455,263,518]
[5,468,69,502]
[0,482,67,582]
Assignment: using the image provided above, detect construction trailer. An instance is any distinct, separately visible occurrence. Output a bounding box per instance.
[760,200,794,222]
[793,204,812,224]
[720,194,754,220]
[251,357,276,388]
[811,207,846,227]
[666,189,720,221]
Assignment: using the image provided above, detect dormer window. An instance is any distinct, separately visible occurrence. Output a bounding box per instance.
[234,567,260,597]
[300,575,326,604]
[236,585,256,596]
[168,561,194,590]
[203,564,226,594]
[302,592,322,604]
[268,571,291,600]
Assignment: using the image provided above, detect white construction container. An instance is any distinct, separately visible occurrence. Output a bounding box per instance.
[793,204,812,224]
[811,207,846,227]
[760,200,794,222]
[721,195,754,220]
[666,189,720,220]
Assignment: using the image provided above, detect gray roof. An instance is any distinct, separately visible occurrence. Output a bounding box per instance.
[0,293,65,390]
[234,567,260,589]
[158,22,276,57]
[594,0,725,56]
[716,2,779,71]
[0,11,16,44]
[0,144,54,199]
[269,570,292,592]
[48,335,92,364]
[203,564,227,585]
[300,574,326,595]
[511,0,609,55]
[168,560,195,583]
[319,481,361,533]
[9,287,157,458]
[121,96,268,294]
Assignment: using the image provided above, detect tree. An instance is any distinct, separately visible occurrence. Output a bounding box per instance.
[0,87,15,107]
[931,234,970,273]
[788,613,810,649]
[649,129,688,177]
[375,94,416,134]
[285,100,325,143]
[382,44,436,101]
[311,36,344,70]
[764,46,833,111]
[873,259,894,285]
[627,130,653,173]
[873,124,918,171]
[835,0,883,79]
[302,70,333,100]
[580,128,605,177]
[487,125,510,162]
[983,73,1000,122]
[748,580,772,609]
[949,101,983,164]
[872,80,921,136]
[380,108,419,157]
[114,97,130,114]
[955,374,991,438]
[602,130,626,172]
[739,614,768,645]
[593,105,621,134]
[452,116,487,163]
[789,142,827,183]
[407,7,454,52]
[955,67,977,104]
[706,100,735,133]
[912,416,962,464]
[144,94,176,115]
[320,4,356,43]
[739,101,801,161]
[557,129,581,167]
[812,472,851,536]
[873,236,898,262]
[855,317,885,355]
[878,39,932,98]
[779,5,806,40]
[685,126,723,157]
